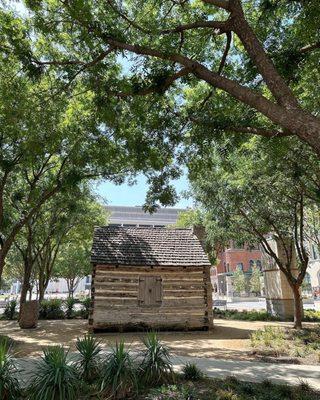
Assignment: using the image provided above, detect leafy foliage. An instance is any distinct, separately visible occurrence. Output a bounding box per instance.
[65,297,77,319]
[0,337,21,400]
[75,335,101,384]
[139,332,173,386]
[28,346,80,400]
[3,300,17,320]
[39,299,64,320]
[100,341,138,399]
[181,363,204,382]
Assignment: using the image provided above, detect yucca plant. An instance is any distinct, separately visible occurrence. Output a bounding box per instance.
[182,362,203,381]
[0,337,21,400]
[100,341,137,399]
[28,346,80,400]
[65,297,77,319]
[76,335,101,384]
[139,332,173,386]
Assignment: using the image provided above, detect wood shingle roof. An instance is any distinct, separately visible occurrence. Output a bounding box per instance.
[91,226,210,266]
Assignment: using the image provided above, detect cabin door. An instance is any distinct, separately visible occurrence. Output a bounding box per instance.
[138,276,162,306]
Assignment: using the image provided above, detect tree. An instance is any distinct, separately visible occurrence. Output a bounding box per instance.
[188,136,320,328]
[233,268,246,295]
[6,0,320,156]
[8,184,106,308]
[54,243,91,298]
[0,44,175,281]
[250,264,262,295]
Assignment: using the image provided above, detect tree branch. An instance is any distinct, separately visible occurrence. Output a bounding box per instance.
[300,41,320,54]
[218,31,232,74]
[161,20,230,34]
[110,67,190,97]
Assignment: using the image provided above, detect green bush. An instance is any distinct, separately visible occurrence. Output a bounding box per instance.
[214,308,280,321]
[76,334,101,384]
[80,297,91,319]
[3,300,17,320]
[139,332,173,386]
[65,297,77,319]
[0,337,21,400]
[39,299,64,319]
[28,346,80,400]
[146,384,196,400]
[100,341,137,399]
[250,326,286,356]
[181,362,203,381]
[304,309,320,322]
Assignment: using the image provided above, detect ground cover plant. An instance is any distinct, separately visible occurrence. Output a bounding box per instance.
[139,377,320,400]
[251,325,320,363]
[214,308,320,323]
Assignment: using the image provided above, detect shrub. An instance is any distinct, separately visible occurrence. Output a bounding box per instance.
[214,308,280,322]
[139,332,173,386]
[0,337,21,400]
[28,346,80,400]
[146,384,196,400]
[304,309,320,322]
[76,335,101,384]
[39,299,64,319]
[100,341,137,399]
[215,388,240,400]
[3,300,17,320]
[80,297,91,319]
[181,362,203,381]
[65,297,77,319]
[250,326,286,356]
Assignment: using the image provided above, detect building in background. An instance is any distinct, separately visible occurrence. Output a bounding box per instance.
[105,205,185,226]
[211,241,263,297]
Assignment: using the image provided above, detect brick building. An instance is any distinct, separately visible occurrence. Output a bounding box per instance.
[211,241,263,296]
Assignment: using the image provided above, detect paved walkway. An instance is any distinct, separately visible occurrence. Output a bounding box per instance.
[15,355,320,390]
[173,355,320,389]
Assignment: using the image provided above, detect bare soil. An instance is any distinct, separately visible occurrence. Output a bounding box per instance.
[0,319,308,361]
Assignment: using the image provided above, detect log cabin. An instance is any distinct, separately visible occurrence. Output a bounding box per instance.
[89,225,213,332]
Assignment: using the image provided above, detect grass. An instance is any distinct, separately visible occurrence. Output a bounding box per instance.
[250,325,320,362]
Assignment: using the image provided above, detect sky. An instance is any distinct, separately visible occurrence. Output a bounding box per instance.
[95,173,193,209]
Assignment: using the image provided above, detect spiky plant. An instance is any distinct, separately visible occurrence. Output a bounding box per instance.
[139,332,173,386]
[100,341,137,399]
[76,335,101,384]
[65,297,77,319]
[182,362,203,381]
[28,346,80,400]
[0,337,21,400]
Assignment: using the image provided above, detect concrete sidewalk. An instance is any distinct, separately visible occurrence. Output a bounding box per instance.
[173,355,320,389]
[15,355,320,390]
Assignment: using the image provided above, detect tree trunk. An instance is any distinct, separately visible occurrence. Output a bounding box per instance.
[292,284,303,329]
[19,258,33,310]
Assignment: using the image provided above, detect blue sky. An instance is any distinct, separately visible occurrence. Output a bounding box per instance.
[95,173,193,209]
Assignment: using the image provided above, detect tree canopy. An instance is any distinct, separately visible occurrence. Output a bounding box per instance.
[2,0,320,157]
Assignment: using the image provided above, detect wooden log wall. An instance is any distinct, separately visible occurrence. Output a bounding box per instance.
[89,265,213,332]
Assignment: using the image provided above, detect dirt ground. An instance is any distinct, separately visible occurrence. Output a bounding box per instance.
[0,319,304,360]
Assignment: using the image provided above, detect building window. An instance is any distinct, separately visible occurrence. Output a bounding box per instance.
[249,260,254,272]
[226,263,230,272]
[138,276,162,307]
[237,263,244,271]
[256,260,262,271]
